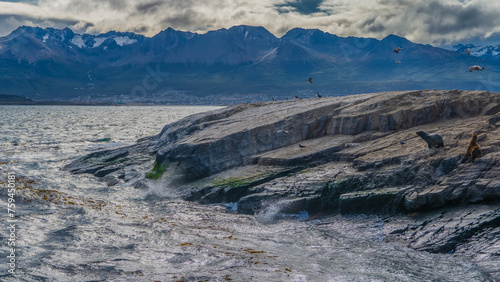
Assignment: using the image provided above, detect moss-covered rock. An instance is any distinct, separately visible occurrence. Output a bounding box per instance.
[145,161,169,179]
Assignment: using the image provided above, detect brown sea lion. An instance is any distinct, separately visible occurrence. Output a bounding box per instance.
[463,132,481,163]
[416,131,444,149]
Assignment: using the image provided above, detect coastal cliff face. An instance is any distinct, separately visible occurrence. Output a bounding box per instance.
[65,89,500,279]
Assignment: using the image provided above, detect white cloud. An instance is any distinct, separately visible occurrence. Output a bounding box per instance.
[1,0,500,45]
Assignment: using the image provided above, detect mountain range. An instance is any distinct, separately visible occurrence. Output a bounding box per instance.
[1,25,499,103]
[452,43,500,61]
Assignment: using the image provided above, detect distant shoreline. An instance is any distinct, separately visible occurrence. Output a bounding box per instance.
[0,102,222,106]
[0,95,223,106]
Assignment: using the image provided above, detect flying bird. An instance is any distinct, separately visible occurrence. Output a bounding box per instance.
[306,77,313,84]
[465,49,471,55]
[469,65,485,72]
[393,47,403,54]
[317,92,322,98]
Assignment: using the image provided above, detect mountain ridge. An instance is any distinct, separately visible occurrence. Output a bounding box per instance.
[1,25,499,103]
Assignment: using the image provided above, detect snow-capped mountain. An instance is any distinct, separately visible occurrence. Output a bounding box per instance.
[0,26,145,63]
[70,31,143,49]
[452,44,500,61]
[1,25,499,101]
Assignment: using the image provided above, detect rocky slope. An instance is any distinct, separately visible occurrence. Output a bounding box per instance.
[65,89,500,279]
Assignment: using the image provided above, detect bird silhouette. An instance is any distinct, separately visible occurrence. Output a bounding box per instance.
[298,144,306,148]
[469,65,485,72]
[465,49,471,55]
[317,92,322,98]
[306,77,313,83]
[393,47,403,53]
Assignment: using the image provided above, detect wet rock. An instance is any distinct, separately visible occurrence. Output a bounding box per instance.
[101,175,119,186]
[123,167,143,182]
[237,193,274,214]
[489,115,500,126]
[199,188,224,204]
[63,143,153,179]
[339,187,410,214]
[275,198,307,214]
[132,179,148,189]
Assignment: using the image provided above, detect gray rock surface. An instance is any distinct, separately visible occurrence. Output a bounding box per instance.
[65,89,500,279]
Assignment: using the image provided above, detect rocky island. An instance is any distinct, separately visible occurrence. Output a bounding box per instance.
[65,89,500,279]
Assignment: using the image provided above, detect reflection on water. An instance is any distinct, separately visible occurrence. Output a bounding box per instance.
[0,105,491,281]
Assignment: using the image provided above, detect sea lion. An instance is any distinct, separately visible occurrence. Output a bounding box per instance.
[463,132,481,163]
[416,131,444,149]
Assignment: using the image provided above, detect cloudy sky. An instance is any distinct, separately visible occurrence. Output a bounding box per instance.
[1,0,500,46]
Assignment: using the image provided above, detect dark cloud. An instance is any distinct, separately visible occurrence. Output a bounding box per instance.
[2,0,500,46]
[275,0,325,15]
[326,0,500,45]
[69,21,95,34]
[0,13,80,36]
[405,1,485,34]
[362,18,384,33]
[2,0,39,3]
[131,25,149,34]
[276,25,292,35]
[107,0,127,10]
[460,31,500,46]
[161,9,207,29]
[135,1,164,13]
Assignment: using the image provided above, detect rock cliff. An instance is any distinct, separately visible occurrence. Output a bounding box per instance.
[64,89,500,279]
